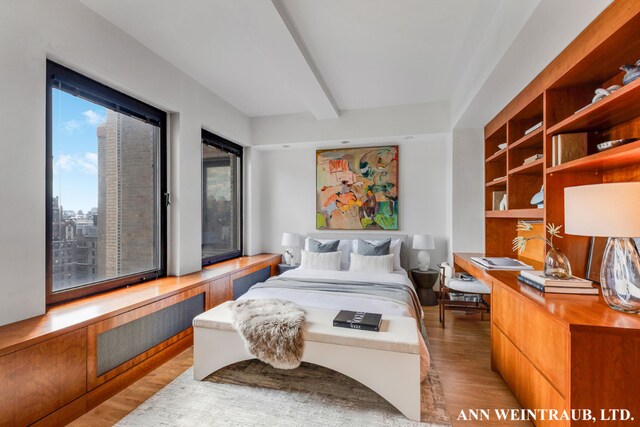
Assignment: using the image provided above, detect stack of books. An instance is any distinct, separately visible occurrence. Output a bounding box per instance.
[517,270,598,294]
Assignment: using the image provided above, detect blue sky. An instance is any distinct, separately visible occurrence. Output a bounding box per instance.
[52,89,105,212]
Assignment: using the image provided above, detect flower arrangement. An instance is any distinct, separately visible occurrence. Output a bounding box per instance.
[512,221,563,252]
[513,221,572,279]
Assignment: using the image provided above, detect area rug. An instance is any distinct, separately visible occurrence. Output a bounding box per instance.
[116,357,451,427]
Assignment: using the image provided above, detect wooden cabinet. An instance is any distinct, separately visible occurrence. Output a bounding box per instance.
[456,253,640,427]
[0,253,280,426]
[207,276,232,309]
[0,329,87,426]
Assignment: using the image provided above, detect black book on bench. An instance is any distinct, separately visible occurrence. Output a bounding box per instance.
[333,310,382,332]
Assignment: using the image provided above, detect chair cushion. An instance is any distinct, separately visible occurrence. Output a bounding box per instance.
[446,279,490,294]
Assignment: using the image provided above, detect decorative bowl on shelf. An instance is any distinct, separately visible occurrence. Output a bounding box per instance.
[621,60,640,85]
[596,138,639,152]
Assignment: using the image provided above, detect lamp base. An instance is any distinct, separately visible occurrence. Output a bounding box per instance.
[601,237,640,314]
[284,249,294,266]
[417,251,431,271]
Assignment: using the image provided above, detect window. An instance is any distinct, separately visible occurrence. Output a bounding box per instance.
[46,61,167,304]
[201,129,242,265]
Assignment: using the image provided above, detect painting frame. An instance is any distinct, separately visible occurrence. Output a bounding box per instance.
[316,145,399,231]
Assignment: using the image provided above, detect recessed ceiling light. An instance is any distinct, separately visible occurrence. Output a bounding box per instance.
[341,140,350,144]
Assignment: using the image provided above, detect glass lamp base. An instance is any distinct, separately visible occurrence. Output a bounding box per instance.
[601,237,640,314]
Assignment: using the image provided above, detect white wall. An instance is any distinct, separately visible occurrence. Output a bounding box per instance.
[0,0,252,326]
[259,135,450,269]
[451,129,485,253]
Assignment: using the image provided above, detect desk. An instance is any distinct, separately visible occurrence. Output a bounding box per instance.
[454,252,640,427]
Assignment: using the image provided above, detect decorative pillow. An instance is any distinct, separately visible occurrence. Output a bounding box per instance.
[356,238,391,256]
[306,238,339,253]
[299,250,342,271]
[305,238,352,270]
[352,238,402,271]
[349,253,394,274]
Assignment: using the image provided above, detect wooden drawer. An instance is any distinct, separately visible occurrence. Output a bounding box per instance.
[493,327,567,427]
[0,329,87,426]
[492,283,523,344]
[493,282,568,396]
[207,276,232,309]
[520,301,568,396]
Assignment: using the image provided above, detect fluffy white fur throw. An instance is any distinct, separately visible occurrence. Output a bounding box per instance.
[231,299,306,369]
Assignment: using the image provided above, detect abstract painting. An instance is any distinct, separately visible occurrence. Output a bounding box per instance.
[316,146,398,230]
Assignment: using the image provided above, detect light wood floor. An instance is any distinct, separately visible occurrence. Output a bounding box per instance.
[72,307,531,426]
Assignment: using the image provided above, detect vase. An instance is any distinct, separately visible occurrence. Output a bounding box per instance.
[544,247,572,279]
[600,237,640,313]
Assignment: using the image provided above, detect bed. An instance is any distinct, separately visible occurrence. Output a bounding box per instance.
[194,233,429,421]
[238,233,430,377]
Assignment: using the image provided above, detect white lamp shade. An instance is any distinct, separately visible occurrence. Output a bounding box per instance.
[565,183,640,237]
[412,234,435,250]
[281,232,300,247]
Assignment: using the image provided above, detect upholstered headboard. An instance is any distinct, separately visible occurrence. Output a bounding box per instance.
[307,233,410,271]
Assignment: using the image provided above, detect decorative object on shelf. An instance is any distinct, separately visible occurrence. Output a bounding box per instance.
[497,142,507,151]
[551,133,588,166]
[499,194,507,211]
[513,221,572,279]
[565,183,640,313]
[530,185,544,208]
[575,85,621,114]
[621,59,640,85]
[281,232,300,265]
[492,190,506,210]
[493,176,506,182]
[596,138,639,152]
[413,234,435,271]
[523,153,543,165]
[592,85,621,103]
[316,146,398,230]
[524,121,543,135]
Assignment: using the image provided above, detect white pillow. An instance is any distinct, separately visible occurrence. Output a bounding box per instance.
[305,238,352,270]
[300,250,342,271]
[349,253,394,274]
[352,238,402,271]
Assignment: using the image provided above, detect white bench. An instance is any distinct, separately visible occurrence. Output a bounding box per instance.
[193,301,421,421]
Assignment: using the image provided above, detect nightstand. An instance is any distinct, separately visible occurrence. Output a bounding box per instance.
[410,268,439,306]
[278,263,299,274]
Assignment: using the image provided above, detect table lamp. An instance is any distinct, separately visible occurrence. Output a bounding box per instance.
[413,234,435,271]
[281,232,300,266]
[565,183,640,313]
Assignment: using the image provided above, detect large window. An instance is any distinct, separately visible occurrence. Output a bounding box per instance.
[202,130,242,265]
[46,61,167,304]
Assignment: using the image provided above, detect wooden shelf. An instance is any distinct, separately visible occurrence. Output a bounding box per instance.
[509,158,544,175]
[485,209,543,219]
[546,139,640,174]
[510,127,543,150]
[486,176,507,187]
[547,78,640,135]
[486,148,507,163]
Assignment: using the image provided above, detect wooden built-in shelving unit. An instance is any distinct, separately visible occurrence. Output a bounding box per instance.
[484,0,640,276]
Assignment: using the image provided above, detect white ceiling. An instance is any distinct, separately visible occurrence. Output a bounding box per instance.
[79,0,505,118]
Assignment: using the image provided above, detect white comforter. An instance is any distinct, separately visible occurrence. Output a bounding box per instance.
[239,268,430,380]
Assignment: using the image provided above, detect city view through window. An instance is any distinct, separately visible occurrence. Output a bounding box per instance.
[202,142,241,263]
[51,88,160,292]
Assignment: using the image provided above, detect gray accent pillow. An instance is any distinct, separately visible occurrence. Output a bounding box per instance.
[307,238,340,253]
[356,238,391,256]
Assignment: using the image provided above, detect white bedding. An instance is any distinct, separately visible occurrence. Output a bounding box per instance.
[239,268,430,380]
